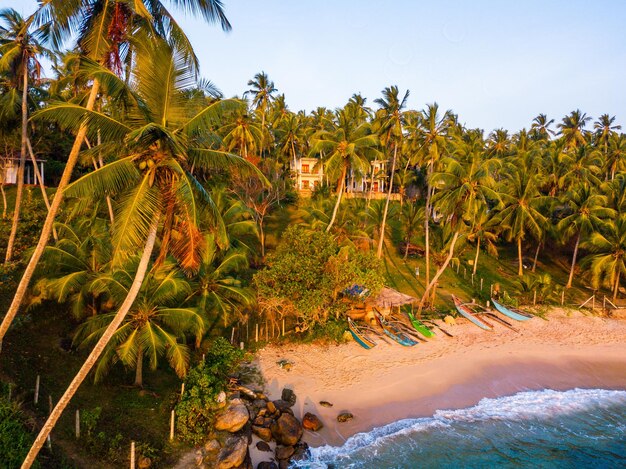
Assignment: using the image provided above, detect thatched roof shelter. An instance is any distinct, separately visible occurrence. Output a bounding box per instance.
[367,286,416,308]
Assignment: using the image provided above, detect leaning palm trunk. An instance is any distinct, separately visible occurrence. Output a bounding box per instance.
[566,232,581,288]
[376,143,398,258]
[472,238,480,275]
[326,166,347,232]
[532,242,541,272]
[417,231,460,316]
[5,70,29,263]
[0,79,101,347]
[22,219,158,469]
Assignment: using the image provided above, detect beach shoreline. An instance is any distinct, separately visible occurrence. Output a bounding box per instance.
[254,308,626,451]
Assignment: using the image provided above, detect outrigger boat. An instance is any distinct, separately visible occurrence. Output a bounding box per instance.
[347,317,377,350]
[491,298,533,321]
[407,310,436,338]
[373,309,419,346]
[452,295,492,331]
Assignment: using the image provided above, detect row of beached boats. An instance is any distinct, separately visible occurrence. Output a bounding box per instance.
[347,296,533,349]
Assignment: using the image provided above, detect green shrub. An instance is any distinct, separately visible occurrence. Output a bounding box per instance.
[174,338,244,444]
[0,398,37,469]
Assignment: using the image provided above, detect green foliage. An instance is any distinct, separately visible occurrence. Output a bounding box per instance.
[174,338,244,445]
[253,226,384,327]
[0,187,48,262]
[0,397,37,469]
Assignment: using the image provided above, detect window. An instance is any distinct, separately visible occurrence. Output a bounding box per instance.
[302,180,310,189]
[373,182,379,192]
[302,164,309,173]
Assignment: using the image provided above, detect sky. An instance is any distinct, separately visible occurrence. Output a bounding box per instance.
[2,0,626,132]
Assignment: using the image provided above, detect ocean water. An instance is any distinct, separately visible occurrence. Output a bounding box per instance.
[294,388,626,468]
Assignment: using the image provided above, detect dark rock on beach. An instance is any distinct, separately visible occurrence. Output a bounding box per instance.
[216,436,248,469]
[256,441,272,452]
[302,412,323,431]
[215,399,250,433]
[256,463,278,469]
[270,413,303,446]
[337,412,354,423]
[275,445,295,460]
[281,388,297,406]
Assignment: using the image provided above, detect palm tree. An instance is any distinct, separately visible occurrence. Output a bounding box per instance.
[0,0,232,355]
[497,163,548,276]
[557,185,614,288]
[221,109,263,162]
[557,109,591,151]
[400,200,423,259]
[530,113,555,141]
[310,107,380,232]
[582,214,626,301]
[0,9,48,263]
[467,207,500,275]
[74,261,202,387]
[606,133,626,181]
[245,71,276,155]
[22,38,261,467]
[373,86,409,258]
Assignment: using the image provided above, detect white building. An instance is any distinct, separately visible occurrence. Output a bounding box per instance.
[2,157,46,186]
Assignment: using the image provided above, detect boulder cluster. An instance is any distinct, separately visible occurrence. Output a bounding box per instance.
[199,387,319,469]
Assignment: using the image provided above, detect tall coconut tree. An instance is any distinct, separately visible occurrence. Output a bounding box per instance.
[557,109,591,151]
[557,185,614,288]
[593,114,622,180]
[372,86,409,258]
[606,134,626,181]
[467,206,500,275]
[22,38,262,467]
[530,113,555,141]
[245,71,276,155]
[0,0,232,351]
[310,107,380,232]
[0,9,49,263]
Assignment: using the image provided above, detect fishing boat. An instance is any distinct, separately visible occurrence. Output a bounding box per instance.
[452,295,493,331]
[347,317,377,349]
[491,298,533,321]
[373,309,419,346]
[407,311,436,338]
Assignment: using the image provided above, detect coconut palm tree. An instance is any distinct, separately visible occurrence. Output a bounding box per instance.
[310,107,380,232]
[467,206,500,275]
[557,109,591,151]
[594,114,621,163]
[557,185,615,288]
[221,108,264,163]
[606,134,626,181]
[372,86,409,258]
[0,9,49,263]
[582,214,626,301]
[0,0,232,355]
[22,38,262,467]
[245,71,276,155]
[530,113,555,141]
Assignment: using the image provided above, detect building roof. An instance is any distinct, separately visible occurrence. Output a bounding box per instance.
[367,286,416,307]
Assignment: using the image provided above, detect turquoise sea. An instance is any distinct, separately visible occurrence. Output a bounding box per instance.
[294,388,626,468]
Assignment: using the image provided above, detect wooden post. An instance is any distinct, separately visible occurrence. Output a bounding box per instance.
[282,319,285,336]
[48,395,53,415]
[463,267,466,279]
[202,354,205,362]
[480,278,484,291]
[486,300,490,308]
[265,321,268,341]
[603,296,606,312]
[246,322,249,341]
[34,375,40,405]
[75,410,80,439]
[255,323,259,343]
[240,341,244,350]
[471,273,474,286]
[561,290,565,306]
[533,290,537,305]
[181,382,185,396]
[170,410,175,441]
[456,263,460,274]
[47,434,51,451]
[130,441,136,469]
[592,295,595,311]
[230,327,235,344]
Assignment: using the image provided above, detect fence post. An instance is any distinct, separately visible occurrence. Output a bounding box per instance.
[255,323,259,343]
[490,284,493,296]
[561,290,565,306]
[130,441,136,469]
[170,410,175,441]
[282,319,285,336]
[48,395,53,415]
[480,278,484,291]
[533,290,537,306]
[75,410,80,439]
[592,295,595,311]
[181,382,185,396]
[240,341,244,350]
[34,375,40,405]
[230,327,235,344]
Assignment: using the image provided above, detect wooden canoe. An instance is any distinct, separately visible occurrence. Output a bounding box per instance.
[452,295,493,331]
[373,309,419,346]
[491,298,533,321]
[407,311,436,338]
[347,317,377,349]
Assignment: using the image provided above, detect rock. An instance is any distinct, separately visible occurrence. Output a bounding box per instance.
[302,412,323,431]
[138,456,151,469]
[236,420,253,445]
[275,445,295,460]
[204,439,221,453]
[272,400,292,412]
[292,442,311,461]
[337,412,354,423]
[195,454,204,467]
[237,385,257,400]
[256,392,269,401]
[256,441,272,452]
[215,399,250,432]
[266,401,277,414]
[252,425,272,442]
[257,463,278,469]
[319,401,333,408]
[276,359,293,371]
[281,388,296,407]
[216,436,248,469]
[270,413,303,446]
[235,451,252,469]
[217,391,227,404]
[278,460,290,469]
[253,416,273,428]
[254,399,268,411]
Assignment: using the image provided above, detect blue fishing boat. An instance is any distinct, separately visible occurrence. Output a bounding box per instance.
[374,309,419,346]
[491,298,533,321]
[347,317,377,349]
[452,295,492,331]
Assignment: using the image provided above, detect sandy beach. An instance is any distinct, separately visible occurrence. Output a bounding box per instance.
[254,308,626,449]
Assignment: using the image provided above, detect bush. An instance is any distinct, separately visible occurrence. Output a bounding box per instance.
[0,398,37,469]
[174,338,244,445]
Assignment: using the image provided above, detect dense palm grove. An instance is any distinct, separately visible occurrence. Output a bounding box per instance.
[0,1,625,467]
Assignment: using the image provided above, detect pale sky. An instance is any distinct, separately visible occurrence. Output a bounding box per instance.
[2,0,625,132]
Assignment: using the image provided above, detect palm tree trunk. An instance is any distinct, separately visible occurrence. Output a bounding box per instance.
[326,166,347,232]
[424,167,433,287]
[366,164,375,209]
[4,69,29,264]
[517,237,524,276]
[0,79,101,348]
[26,138,57,241]
[613,269,621,301]
[472,238,480,275]
[417,231,460,316]
[0,177,6,219]
[377,144,398,258]
[134,346,144,387]
[22,218,158,469]
[532,242,541,272]
[566,231,581,288]
[259,217,266,258]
